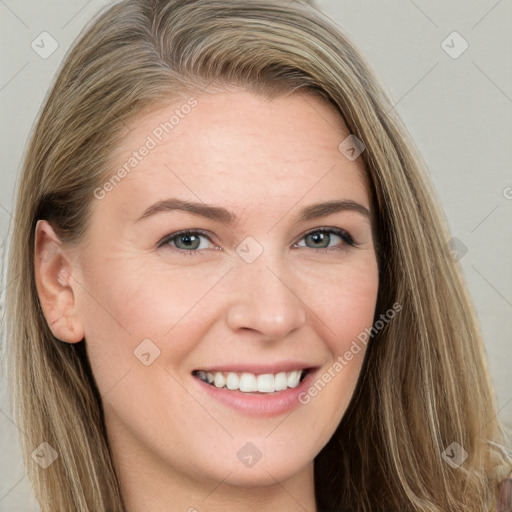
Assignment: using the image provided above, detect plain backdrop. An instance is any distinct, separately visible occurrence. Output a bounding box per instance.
[1,1,511,510]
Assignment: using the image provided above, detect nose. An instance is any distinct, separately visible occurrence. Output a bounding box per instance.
[224,247,307,341]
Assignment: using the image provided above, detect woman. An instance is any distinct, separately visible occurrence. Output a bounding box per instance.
[6,0,511,510]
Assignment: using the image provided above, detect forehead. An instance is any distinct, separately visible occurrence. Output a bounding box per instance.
[100,89,371,220]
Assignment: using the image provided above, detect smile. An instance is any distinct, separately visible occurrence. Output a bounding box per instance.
[191,366,317,417]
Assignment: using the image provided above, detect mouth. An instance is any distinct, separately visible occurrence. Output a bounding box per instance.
[192,368,310,394]
[191,362,320,417]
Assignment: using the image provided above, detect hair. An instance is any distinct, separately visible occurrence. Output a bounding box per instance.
[4,0,511,510]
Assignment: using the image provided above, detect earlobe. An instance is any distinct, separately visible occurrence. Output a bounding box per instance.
[33,220,84,343]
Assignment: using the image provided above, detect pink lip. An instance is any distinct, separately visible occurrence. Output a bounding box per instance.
[192,368,319,417]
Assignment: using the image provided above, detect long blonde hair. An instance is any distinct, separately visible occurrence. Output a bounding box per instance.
[5,0,511,510]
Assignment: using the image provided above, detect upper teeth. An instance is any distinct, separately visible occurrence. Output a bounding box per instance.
[195,370,304,393]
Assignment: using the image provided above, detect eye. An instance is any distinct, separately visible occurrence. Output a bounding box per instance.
[157,229,216,256]
[157,227,356,256]
[293,227,356,252]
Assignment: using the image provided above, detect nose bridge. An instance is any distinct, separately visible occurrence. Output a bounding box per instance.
[225,237,307,339]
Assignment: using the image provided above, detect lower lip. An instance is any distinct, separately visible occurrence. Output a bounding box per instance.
[192,370,318,417]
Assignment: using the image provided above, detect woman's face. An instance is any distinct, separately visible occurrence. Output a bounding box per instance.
[54,90,379,495]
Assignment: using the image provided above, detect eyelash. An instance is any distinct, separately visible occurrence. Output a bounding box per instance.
[156,227,357,257]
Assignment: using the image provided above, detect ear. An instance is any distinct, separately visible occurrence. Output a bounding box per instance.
[33,220,84,343]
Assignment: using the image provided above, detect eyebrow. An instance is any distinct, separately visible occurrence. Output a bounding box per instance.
[135,198,370,225]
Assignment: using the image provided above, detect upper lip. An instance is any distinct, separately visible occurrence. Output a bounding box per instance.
[193,362,318,374]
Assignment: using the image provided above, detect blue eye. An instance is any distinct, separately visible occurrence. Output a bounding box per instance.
[157,230,214,255]
[157,227,356,256]
[294,227,355,251]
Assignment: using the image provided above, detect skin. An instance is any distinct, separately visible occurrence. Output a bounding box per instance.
[34,89,379,512]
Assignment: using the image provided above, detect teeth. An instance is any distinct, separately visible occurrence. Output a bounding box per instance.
[239,373,258,392]
[196,369,305,393]
[256,374,274,393]
[213,372,226,388]
[226,372,239,390]
[274,372,288,391]
[287,370,301,388]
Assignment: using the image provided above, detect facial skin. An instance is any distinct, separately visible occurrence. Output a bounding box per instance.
[34,89,379,512]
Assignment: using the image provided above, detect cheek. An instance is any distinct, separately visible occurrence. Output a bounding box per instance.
[74,255,229,388]
[300,255,380,353]
[112,253,228,321]
[295,257,379,426]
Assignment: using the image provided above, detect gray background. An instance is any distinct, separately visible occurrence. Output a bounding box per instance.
[1,1,511,510]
